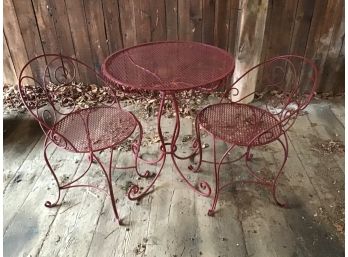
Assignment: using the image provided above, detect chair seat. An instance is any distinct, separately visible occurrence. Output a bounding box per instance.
[53,106,137,153]
[198,103,283,146]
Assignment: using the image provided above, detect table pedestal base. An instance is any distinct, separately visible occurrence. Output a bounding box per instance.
[127,92,212,202]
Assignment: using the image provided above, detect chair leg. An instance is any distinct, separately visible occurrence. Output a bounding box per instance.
[43,142,62,208]
[208,137,219,216]
[105,174,121,223]
[208,170,220,216]
[207,138,236,216]
[246,148,253,161]
[271,135,289,208]
[92,149,122,224]
[190,115,203,173]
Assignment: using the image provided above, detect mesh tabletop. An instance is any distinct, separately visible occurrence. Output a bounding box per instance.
[53,107,137,153]
[102,41,235,92]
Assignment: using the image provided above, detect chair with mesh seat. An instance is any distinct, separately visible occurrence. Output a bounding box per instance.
[18,54,144,224]
[194,55,318,215]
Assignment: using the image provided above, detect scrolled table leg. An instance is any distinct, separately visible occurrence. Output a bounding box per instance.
[170,94,211,197]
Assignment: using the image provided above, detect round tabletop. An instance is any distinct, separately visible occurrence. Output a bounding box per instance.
[102,41,235,92]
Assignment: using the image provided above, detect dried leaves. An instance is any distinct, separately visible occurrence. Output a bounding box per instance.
[4,83,115,111]
[314,140,345,155]
[4,83,221,120]
[4,84,32,112]
[130,90,220,119]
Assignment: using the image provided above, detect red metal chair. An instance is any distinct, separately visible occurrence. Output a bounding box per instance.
[18,54,144,224]
[194,55,318,215]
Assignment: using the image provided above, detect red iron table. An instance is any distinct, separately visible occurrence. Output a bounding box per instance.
[102,41,235,200]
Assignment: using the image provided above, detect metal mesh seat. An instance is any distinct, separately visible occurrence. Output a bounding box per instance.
[198,103,283,147]
[54,107,137,153]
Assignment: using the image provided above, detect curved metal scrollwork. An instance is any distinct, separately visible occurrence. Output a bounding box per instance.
[18,53,141,224]
[221,55,318,132]
[18,54,121,149]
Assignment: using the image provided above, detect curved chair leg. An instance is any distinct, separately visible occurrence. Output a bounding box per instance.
[246,147,253,161]
[105,175,121,223]
[208,136,219,216]
[188,115,204,173]
[208,137,236,216]
[271,134,289,207]
[92,149,121,224]
[43,140,62,208]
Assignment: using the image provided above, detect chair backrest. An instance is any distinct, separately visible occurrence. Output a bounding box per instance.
[223,55,318,132]
[18,54,119,134]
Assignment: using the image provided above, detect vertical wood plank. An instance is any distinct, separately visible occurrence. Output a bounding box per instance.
[315,0,341,92]
[283,0,315,93]
[11,0,45,78]
[290,0,315,56]
[3,35,18,85]
[214,0,231,49]
[165,0,178,40]
[227,0,240,55]
[315,0,344,92]
[332,49,344,95]
[178,0,202,42]
[102,0,124,53]
[178,0,190,40]
[232,0,269,103]
[134,0,152,44]
[303,0,332,93]
[47,0,81,80]
[119,0,137,47]
[31,0,60,55]
[3,0,32,80]
[322,0,344,94]
[4,0,30,79]
[265,0,298,57]
[304,0,329,61]
[202,0,215,44]
[49,0,77,57]
[64,0,96,82]
[84,0,109,70]
[149,0,167,41]
[260,0,298,92]
[255,2,273,91]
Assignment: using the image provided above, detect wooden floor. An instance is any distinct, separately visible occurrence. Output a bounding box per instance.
[3,97,345,257]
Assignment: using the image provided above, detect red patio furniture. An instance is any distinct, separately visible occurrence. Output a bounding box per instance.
[102,41,235,202]
[18,54,144,224]
[194,55,318,215]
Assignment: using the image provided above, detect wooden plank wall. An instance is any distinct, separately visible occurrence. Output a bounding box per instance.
[3,0,345,94]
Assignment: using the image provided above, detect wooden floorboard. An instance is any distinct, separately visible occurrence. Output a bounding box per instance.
[3,147,84,257]
[194,137,247,257]
[38,152,108,257]
[3,99,344,257]
[3,115,43,188]
[3,136,55,232]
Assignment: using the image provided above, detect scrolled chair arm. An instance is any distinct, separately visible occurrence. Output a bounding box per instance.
[220,55,318,106]
[219,57,271,104]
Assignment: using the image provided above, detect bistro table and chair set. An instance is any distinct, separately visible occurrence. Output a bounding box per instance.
[18,41,318,225]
